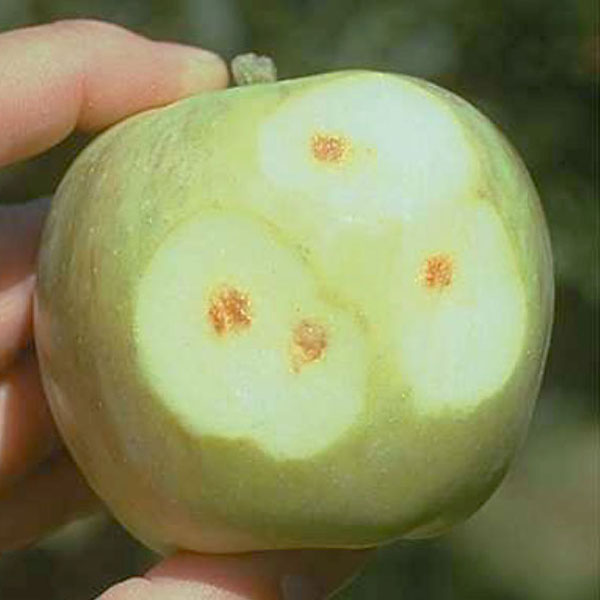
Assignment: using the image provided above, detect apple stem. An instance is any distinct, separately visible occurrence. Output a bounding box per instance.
[231,53,277,86]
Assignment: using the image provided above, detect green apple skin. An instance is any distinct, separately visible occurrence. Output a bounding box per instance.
[34,70,554,553]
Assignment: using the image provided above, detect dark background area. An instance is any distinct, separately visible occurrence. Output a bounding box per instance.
[0,1,598,598]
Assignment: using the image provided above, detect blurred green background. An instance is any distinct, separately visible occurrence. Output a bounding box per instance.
[0,1,597,598]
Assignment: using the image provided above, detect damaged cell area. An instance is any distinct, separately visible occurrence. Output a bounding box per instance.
[290,318,328,372]
[422,253,454,289]
[310,132,350,164]
[208,286,253,336]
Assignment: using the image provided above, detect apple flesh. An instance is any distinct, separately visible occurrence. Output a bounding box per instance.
[34,69,554,553]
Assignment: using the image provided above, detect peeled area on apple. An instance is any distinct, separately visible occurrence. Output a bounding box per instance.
[134,71,529,463]
[258,72,475,220]
[134,212,369,460]
[256,73,527,414]
[389,201,526,413]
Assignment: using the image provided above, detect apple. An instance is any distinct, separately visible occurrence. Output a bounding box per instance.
[34,55,554,554]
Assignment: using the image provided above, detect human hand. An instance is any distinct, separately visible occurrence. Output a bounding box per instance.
[0,20,368,599]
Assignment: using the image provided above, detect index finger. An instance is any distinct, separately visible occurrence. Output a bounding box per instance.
[0,20,228,365]
[0,19,229,168]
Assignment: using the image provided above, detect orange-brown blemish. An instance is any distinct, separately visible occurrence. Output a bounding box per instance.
[208,286,252,336]
[310,133,349,164]
[422,254,454,289]
[290,319,328,373]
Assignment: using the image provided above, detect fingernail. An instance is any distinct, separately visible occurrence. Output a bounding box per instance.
[177,47,230,95]
[281,573,323,600]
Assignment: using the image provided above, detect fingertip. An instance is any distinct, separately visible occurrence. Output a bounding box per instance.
[97,577,153,600]
[157,42,230,97]
[0,20,231,162]
[0,348,58,487]
[0,198,50,370]
[0,197,49,290]
[129,548,370,600]
[0,276,35,372]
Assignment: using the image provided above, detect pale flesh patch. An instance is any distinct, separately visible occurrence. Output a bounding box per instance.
[134,213,367,459]
[258,74,475,222]
[390,203,526,413]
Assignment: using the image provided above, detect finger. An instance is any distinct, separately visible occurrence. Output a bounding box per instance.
[0,19,229,167]
[0,199,49,370]
[99,548,371,600]
[0,349,59,489]
[0,451,100,551]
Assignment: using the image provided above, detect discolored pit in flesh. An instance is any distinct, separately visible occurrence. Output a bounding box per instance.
[208,286,252,336]
[421,254,453,289]
[392,203,530,412]
[290,319,328,373]
[310,133,350,164]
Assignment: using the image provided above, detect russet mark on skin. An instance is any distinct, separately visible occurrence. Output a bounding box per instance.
[310,132,350,164]
[291,319,328,373]
[422,254,454,289]
[208,286,252,335]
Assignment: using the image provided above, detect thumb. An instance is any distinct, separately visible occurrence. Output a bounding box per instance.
[99,548,372,600]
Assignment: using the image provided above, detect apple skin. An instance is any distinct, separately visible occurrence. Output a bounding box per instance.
[34,70,554,553]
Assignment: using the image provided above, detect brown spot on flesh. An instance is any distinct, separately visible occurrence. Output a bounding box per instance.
[208,286,252,335]
[422,254,453,289]
[291,319,327,372]
[310,133,349,164]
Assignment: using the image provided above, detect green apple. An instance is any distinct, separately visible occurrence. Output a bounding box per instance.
[34,57,554,554]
